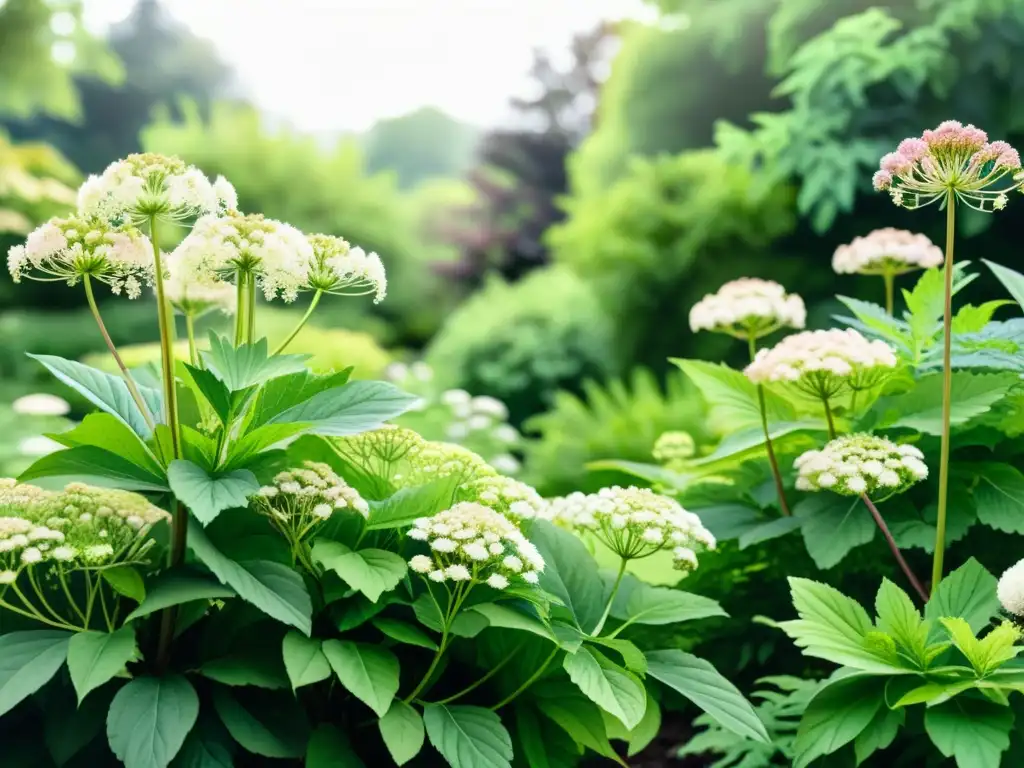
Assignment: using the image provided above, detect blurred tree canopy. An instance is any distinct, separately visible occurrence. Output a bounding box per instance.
[363,107,478,189]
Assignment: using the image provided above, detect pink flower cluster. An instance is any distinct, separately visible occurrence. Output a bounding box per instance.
[873,121,1021,211]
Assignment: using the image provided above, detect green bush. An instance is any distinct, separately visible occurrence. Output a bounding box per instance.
[522,368,708,497]
[425,266,617,425]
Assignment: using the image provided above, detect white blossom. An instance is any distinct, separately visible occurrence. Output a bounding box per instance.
[305,235,387,303]
[832,228,943,276]
[11,393,70,417]
[689,278,806,338]
[18,436,64,458]
[998,558,1024,617]
[163,249,235,316]
[456,475,546,522]
[794,435,927,498]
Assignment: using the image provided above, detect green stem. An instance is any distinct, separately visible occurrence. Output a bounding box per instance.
[591,558,628,636]
[83,275,156,431]
[234,272,248,346]
[185,313,199,368]
[27,567,66,625]
[272,290,322,355]
[932,194,956,595]
[432,644,524,705]
[403,629,449,704]
[0,593,77,630]
[57,569,86,623]
[246,277,257,344]
[861,494,928,603]
[883,272,895,316]
[749,335,791,516]
[821,394,837,439]
[490,646,559,711]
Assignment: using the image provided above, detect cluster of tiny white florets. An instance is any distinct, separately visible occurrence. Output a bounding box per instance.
[832,228,943,276]
[794,435,928,498]
[998,559,1024,618]
[653,431,696,463]
[407,502,544,589]
[455,475,547,522]
[744,329,898,397]
[305,234,387,303]
[689,278,806,338]
[171,212,313,302]
[8,214,154,297]
[12,393,70,417]
[163,250,235,317]
[77,152,233,224]
[397,440,496,488]
[548,486,715,571]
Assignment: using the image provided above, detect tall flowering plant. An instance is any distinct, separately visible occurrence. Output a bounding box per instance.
[0,154,759,767]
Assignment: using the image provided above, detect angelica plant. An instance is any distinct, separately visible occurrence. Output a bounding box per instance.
[832,227,943,314]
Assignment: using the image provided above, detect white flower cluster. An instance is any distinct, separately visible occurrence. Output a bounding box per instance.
[794,435,928,497]
[549,486,715,571]
[164,251,235,316]
[998,559,1024,617]
[407,502,544,589]
[77,152,233,224]
[8,215,154,297]
[689,278,806,338]
[12,393,70,417]
[384,361,434,384]
[653,431,696,463]
[832,228,943,276]
[306,234,387,303]
[255,461,368,519]
[744,329,898,395]
[171,212,313,302]
[455,475,547,522]
[397,441,496,488]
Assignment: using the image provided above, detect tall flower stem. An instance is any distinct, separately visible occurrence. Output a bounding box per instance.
[185,314,199,368]
[821,395,837,439]
[234,272,248,346]
[82,275,156,431]
[862,494,928,602]
[749,335,791,516]
[490,646,560,711]
[246,277,257,344]
[932,192,956,595]
[883,272,895,316]
[591,558,628,636]
[273,290,322,355]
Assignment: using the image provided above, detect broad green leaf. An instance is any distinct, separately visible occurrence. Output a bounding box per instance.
[984,259,1024,311]
[514,704,583,768]
[645,650,768,742]
[888,489,976,552]
[248,369,352,430]
[671,359,794,431]
[222,422,311,470]
[941,618,1021,676]
[44,685,114,767]
[926,558,1000,635]
[29,353,160,439]
[200,334,310,392]
[19,445,168,491]
[793,674,884,768]
[895,678,978,707]
[321,640,399,717]
[210,686,308,758]
[972,463,1024,534]
[311,541,406,603]
[200,647,289,690]
[583,459,691,492]
[794,494,875,569]
[952,301,1012,333]
[532,684,623,763]
[124,570,236,623]
[107,675,199,768]
[0,630,71,717]
[365,477,460,530]
[563,646,646,730]
[780,578,904,673]
[690,420,823,468]
[836,295,912,344]
[854,704,904,765]
[924,697,1013,768]
[610,574,726,626]
[52,413,162,476]
[738,515,804,549]
[466,602,555,643]
[333,593,389,631]
[378,701,425,766]
[170,718,235,768]
[903,263,975,344]
[187,518,312,633]
[282,632,331,690]
[269,380,418,436]
[529,520,604,633]
[882,372,1018,434]
[306,724,365,767]
[875,579,930,668]
[627,693,661,757]
[101,566,146,603]
[423,704,513,768]
[167,460,259,526]
[372,617,439,650]
[183,364,233,423]
[68,626,139,703]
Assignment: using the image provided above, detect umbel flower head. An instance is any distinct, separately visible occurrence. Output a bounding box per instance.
[832,228,943,276]
[455,475,547,522]
[653,431,696,463]
[745,329,898,398]
[407,501,544,589]
[873,121,1022,212]
[332,425,424,483]
[77,152,234,224]
[397,440,496,488]
[171,211,313,302]
[794,435,928,498]
[998,559,1024,618]
[164,251,235,317]
[305,234,387,302]
[689,278,806,339]
[8,214,154,297]
[548,486,715,571]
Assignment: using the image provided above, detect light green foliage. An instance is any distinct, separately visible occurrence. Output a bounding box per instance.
[426,267,617,425]
[363,106,479,189]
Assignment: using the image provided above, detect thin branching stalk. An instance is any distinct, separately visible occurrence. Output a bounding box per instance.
[490,645,560,711]
[185,313,199,367]
[749,335,791,516]
[273,290,322,355]
[932,191,956,595]
[83,275,156,431]
[821,394,837,439]
[591,557,627,636]
[883,272,896,316]
[431,643,525,706]
[861,494,928,602]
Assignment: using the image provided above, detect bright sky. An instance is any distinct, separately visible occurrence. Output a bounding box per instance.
[83,0,650,133]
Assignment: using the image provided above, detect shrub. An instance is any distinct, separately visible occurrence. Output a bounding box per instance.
[426,266,617,424]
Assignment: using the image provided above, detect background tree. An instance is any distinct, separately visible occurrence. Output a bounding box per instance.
[363,106,478,189]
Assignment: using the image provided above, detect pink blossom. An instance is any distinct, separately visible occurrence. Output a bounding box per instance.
[872,170,892,191]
